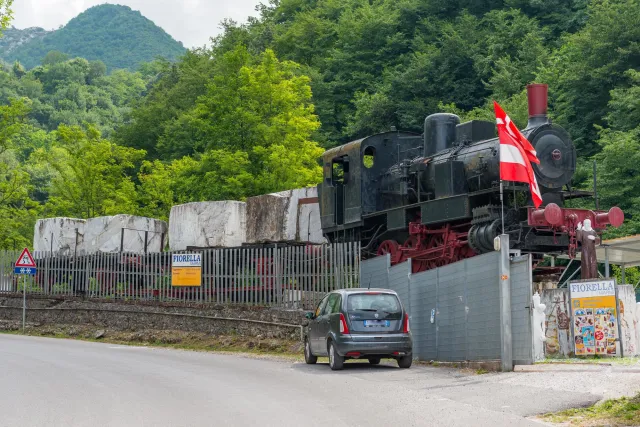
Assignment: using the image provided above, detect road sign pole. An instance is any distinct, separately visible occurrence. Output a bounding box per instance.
[22,274,26,332]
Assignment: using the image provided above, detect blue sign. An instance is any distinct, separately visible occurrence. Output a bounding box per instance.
[14,267,36,275]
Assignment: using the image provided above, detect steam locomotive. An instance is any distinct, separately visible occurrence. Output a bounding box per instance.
[317,84,624,273]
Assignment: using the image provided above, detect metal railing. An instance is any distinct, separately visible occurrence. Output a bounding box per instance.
[0,242,360,310]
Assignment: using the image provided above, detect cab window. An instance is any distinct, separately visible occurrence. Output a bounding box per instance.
[332,156,349,185]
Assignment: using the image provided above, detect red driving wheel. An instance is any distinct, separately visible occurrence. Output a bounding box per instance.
[377,240,401,264]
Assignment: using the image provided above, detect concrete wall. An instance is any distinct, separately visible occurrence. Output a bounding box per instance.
[618,285,639,357]
[541,286,640,358]
[0,297,306,340]
[540,289,574,358]
[169,201,246,250]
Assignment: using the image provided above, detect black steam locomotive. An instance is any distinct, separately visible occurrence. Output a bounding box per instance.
[317,84,623,273]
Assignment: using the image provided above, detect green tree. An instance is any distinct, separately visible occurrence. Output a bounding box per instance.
[538,0,640,155]
[41,51,70,66]
[38,124,145,218]
[115,49,214,157]
[158,47,323,194]
[0,0,12,35]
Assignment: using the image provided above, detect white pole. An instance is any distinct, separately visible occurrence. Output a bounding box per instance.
[500,181,505,233]
[22,274,26,333]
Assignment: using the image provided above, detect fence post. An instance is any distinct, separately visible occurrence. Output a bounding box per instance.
[498,234,513,372]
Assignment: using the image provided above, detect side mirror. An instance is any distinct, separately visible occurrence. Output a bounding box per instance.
[305,312,315,320]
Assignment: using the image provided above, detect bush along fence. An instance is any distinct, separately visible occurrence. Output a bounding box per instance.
[0,242,360,310]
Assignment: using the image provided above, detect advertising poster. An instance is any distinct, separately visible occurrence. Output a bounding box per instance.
[172,253,202,287]
[569,279,619,356]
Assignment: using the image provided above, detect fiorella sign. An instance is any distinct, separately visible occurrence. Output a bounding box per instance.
[171,253,202,287]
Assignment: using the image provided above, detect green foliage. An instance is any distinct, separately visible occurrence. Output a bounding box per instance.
[0,55,149,136]
[1,4,185,71]
[538,0,640,155]
[115,50,215,158]
[1,0,640,250]
[37,124,145,218]
[0,0,12,35]
[134,47,324,219]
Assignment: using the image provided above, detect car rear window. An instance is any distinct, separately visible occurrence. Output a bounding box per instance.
[347,293,401,313]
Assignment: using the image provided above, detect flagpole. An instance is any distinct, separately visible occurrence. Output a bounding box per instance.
[500,180,505,234]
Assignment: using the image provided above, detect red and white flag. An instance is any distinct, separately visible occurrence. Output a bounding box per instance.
[494,101,543,208]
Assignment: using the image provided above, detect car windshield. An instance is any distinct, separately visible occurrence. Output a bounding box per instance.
[347,293,401,313]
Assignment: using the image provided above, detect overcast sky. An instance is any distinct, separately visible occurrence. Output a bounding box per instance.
[11,0,262,48]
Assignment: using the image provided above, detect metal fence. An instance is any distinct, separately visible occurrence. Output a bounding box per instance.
[363,251,534,365]
[0,242,360,309]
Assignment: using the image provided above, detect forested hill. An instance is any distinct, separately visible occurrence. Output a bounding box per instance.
[0,4,186,70]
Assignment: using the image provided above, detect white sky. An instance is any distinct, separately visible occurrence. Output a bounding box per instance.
[11,0,263,48]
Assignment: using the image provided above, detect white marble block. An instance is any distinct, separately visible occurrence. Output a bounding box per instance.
[169,201,246,250]
[246,187,326,244]
[33,217,86,256]
[83,215,168,255]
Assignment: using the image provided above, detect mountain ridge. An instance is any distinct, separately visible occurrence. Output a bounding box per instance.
[0,4,186,71]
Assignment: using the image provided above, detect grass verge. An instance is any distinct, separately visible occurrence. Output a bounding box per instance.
[541,393,640,426]
[0,324,304,361]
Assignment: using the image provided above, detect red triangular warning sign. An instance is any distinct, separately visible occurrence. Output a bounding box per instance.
[15,248,36,268]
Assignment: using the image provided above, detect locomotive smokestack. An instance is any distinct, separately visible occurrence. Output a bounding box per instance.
[527,83,548,128]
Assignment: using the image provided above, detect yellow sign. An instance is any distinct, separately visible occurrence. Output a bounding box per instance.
[171,253,202,287]
[569,280,618,356]
[171,267,202,287]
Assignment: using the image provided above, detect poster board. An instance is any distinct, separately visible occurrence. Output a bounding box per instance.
[172,253,202,287]
[568,279,620,356]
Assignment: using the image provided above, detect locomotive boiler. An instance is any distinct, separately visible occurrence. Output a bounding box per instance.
[317,84,624,273]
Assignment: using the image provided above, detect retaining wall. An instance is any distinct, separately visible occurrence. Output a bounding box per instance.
[0,296,306,340]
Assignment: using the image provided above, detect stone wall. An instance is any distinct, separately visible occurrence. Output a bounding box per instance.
[245,187,326,244]
[33,217,86,256]
[169,201,246,250]
[0,296,307,340]
[83,215,167,255]
[34,215,168,256]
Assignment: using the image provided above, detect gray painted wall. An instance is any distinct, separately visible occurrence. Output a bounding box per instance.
[360,255,389,289]
[362,251,533,365]
[510,255,533,364]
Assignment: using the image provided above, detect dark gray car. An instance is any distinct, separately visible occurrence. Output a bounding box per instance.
[304,288,412,370]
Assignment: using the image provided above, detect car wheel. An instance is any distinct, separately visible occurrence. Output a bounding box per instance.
[328,341,344,371]
[368,357,381,365]
[397,355,412,369]
[304,338,317,365]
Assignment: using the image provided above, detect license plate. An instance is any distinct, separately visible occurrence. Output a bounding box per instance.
[364,320,390,327]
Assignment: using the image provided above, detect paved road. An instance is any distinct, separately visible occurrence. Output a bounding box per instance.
[0,335,637,427]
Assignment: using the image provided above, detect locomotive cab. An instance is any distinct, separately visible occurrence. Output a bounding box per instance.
[318,131,421,242]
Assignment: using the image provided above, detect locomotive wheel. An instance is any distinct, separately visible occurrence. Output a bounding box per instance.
[377,240,401,264]
[402,236,427,273]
